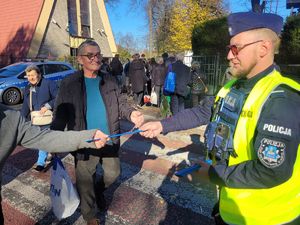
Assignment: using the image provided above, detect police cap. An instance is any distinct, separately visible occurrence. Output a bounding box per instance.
[227,12,283,37]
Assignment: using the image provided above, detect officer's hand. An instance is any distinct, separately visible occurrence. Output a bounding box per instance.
[140,121,163,138]
[93,130,109,149]
[130,111,144,128]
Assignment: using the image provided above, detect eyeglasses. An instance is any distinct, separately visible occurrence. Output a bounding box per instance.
[227,40,263,57]
[80,52,103,60]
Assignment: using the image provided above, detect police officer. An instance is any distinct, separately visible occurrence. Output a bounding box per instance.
[140,12,300,225]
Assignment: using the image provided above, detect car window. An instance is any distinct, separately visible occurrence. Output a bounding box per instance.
[44,64,71,75]
[57,64,72,71]
[0,64,27,78]
[18,71,27,79]
[37,65,45,76]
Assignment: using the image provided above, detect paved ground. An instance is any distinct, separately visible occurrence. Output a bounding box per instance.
[2,104,217,225]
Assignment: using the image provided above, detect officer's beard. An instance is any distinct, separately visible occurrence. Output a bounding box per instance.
[230,61,257,80]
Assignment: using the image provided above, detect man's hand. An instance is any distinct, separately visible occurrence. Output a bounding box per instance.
[140,121,163,138]
[130,111,144,127]
[93,130,109,148]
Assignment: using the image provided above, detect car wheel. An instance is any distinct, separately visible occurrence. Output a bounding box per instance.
[3,88,21,105]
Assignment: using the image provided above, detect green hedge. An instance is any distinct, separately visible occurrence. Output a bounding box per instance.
[192,17,230,56]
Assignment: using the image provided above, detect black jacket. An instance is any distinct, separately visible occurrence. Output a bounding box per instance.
[51,70,134,158]
[129,59,147,93]
[172,60,191,97]
[110,58,123,76]
[152,64,167,86]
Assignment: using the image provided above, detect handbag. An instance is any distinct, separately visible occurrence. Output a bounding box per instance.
[29,89,53,126]
[143,86,151,104]
[50,156,80,220]
[191,71,208,94]
[150,86,158,105]
[163,64,176,95]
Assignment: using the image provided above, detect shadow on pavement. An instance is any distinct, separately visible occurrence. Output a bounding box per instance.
[157,134,216,225]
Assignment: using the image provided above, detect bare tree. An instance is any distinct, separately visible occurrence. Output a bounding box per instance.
[251,0,266,13]
[104,0,120,7]
[117,32,140,54]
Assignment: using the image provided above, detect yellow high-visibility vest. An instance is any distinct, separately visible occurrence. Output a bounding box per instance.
[215,70,300,225]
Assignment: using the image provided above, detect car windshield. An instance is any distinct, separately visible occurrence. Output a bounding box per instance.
[0,64,27,78]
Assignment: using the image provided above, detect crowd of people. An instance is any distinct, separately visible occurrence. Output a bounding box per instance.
[102,51,208,115]
[1,11,299,225]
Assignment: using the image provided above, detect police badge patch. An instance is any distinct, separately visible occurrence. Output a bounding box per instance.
[258,138,286,168]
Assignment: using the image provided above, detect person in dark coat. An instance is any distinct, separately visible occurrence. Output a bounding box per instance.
[51,40,144,225]
[123,58,131,95]
[170,53,191,114]
[129,53,148,108]
[151,57,166,107]
[165,53,176,68]
[162,52,168,65]
[190,61,208,107]
[110,54,123,86]
[100,57,111,75]
[21,65,58,172]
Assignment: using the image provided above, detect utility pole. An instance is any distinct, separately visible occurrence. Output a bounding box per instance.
[148,0,153,58]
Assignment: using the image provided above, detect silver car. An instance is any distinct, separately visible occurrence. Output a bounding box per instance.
[0,61,76,105]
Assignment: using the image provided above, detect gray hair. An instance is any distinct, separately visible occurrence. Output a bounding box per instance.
[176,52,185,62]
[156,56,164,64]
[77,40,100,55]
[25,64,41,75]
[191,61,200,69]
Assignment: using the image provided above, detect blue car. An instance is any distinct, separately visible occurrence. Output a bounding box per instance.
[0,61,76,105]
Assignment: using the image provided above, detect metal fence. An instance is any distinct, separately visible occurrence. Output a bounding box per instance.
[184,54,228,95]
[184,55,300,96]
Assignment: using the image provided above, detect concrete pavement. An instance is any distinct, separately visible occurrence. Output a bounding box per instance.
[2,105,217,225]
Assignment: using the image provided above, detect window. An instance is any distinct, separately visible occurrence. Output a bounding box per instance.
[44,64,71,75]
[80,0,90,37]
[17,71,27,79]
[37,65,45,76]
[67,0,78,35]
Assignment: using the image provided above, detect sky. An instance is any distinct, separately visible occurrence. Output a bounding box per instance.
[106,0,148,48]
[106,0,293,47]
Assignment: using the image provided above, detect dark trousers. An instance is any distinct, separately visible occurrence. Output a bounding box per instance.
[152,85,162,107]
[133,91,144,106]
[170,94,185,115]
[75,155,120,221]
[191,93,205,107]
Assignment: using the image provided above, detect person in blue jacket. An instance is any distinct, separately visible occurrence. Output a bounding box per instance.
[21,65,58,172]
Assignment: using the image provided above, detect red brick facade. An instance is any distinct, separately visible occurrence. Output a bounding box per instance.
[0,0,43,66]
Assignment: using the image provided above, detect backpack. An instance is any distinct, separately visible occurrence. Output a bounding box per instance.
[163,64,176,95]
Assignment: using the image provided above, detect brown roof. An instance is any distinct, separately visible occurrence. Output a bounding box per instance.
[0,0,43,61]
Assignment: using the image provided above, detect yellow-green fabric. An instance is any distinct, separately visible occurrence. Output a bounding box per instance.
[214,70,300,225]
